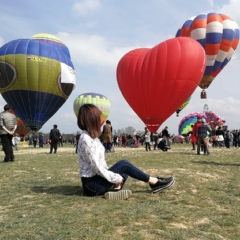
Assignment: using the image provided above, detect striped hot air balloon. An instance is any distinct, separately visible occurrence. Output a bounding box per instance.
[73,93,111,126]
[176,13,239,98]
[178,112,206,135]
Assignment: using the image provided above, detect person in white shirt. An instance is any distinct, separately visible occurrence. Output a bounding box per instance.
[77,104,175,200]
[12,134,20,150]
[144,127,151,151]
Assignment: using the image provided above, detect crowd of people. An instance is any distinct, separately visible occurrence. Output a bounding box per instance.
[184,115,240,154]
[2,104,240,162]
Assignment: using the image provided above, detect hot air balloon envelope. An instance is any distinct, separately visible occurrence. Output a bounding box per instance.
[176,96,191,117]
[0,38,76,130]
[178,112,206,135]
[117,37,206,132]
[176,12,240,98]
[73,93,111,126]
[31,33,71,58]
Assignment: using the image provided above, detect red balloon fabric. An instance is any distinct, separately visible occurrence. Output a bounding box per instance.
[9,109,31,137]
[116,37,206,132]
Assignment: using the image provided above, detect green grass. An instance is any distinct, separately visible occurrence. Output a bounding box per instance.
[1,143,240,240]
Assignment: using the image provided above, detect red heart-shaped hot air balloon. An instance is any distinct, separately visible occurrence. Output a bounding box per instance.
[116,37,206,132]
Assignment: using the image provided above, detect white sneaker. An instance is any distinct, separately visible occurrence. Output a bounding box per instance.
[104,190,132,200]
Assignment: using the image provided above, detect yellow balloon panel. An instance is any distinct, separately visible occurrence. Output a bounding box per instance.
[0,54,63,97]
[73,93,111,126]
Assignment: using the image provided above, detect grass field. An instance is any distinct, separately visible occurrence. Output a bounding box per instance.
[0,143,240,240]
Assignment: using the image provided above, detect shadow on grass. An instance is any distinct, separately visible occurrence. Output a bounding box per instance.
[192,160,240,167]
[164,151,196,155]
[32,185,83,196]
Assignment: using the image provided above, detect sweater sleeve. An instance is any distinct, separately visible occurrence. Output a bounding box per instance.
[79,134,122,184]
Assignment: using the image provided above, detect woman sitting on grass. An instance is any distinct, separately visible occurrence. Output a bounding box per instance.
[77,104,175,200]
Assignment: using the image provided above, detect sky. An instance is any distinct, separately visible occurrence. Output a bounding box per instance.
[0,0,240,135]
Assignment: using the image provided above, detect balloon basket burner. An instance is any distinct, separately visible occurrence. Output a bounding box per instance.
[201,90,207,99]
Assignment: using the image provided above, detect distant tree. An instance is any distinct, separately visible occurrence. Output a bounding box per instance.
[125,126,135,135]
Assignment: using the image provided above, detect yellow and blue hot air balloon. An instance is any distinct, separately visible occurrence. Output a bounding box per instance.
[176,96,191,117]
[0,37,76,130]
[31,33,71,58]
[73,93,111,126]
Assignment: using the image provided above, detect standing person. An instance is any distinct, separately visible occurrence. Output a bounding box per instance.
[215,126,225,147]
[161,126,171,149]
[122,134,126,147]
[49,124,61,154]
[224,130,232,149]
[28,132,33,146]
[233,130,239,148]
[12,134,20,150]
[0,104,17,162]
[32,132,38,148]
[144,127,151,151]
[188,124,196,150]
[58,133,63,147]
[102,120,113,152]
[38,132,44,147]
[113,135,118,147]
[211,134,218,147]
[152,133,159,150]
[77,104,175,199]
[75,131,81,153]
[192,115,203,151]
[197,119,211,155]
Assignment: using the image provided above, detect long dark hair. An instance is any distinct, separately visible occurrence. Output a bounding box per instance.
[77,104,101,139]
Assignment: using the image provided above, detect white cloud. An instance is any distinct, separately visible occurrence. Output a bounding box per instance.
[207,0,214,7]
[58,32,135,68]
[0,36,4,47]
[218,0,240,23]
[72,0,101,16]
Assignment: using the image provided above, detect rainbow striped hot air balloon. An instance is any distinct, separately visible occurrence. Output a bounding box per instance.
[176,13,239,98]
[178,112,206,135]
[0,36,76,130]
[73,93,111,126]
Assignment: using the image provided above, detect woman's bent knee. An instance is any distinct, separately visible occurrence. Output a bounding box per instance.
[118,159,129,165]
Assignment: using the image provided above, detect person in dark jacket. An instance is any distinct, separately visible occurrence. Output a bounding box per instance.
[215,126,225,147]
[32,132,38,148]
[102,120,113,152]
[75,131,81,153]
[49,124,61,154]
[38,132,44,147]
[161,126,171,149]
[197,119,211,155]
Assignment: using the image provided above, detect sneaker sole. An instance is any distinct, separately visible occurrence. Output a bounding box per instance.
[104,190,132,200]
[152,178,175,194]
